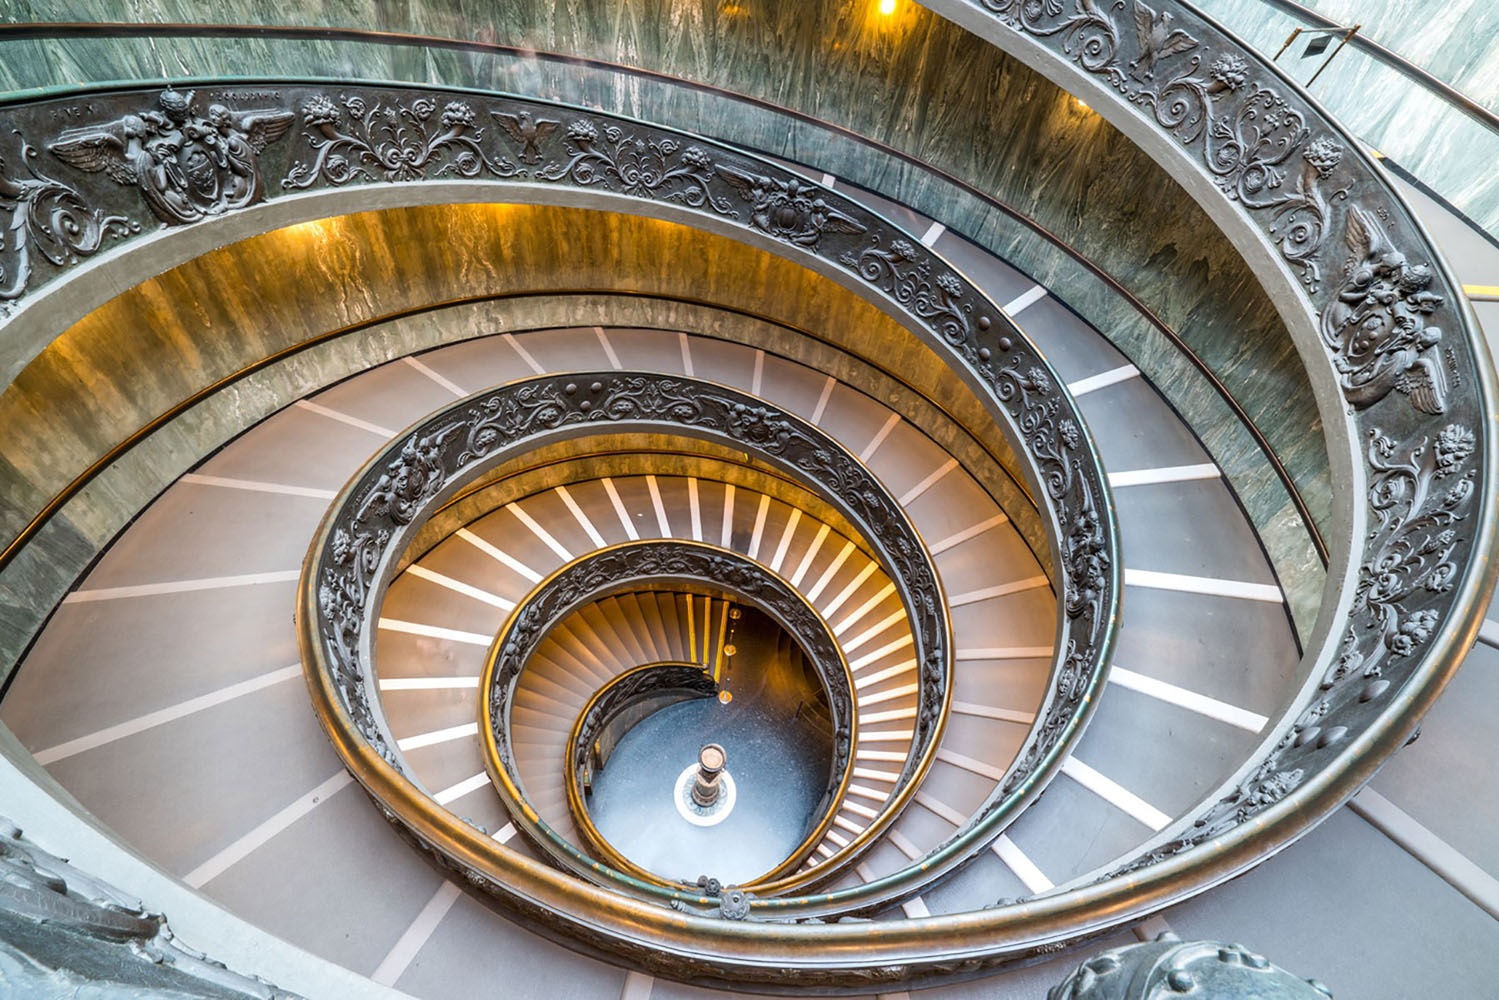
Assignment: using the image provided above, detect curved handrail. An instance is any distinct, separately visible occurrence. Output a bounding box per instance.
[176,85,1119,911]
[304,374,1103,920]
[0,1,1484,986]
[564,660,721,876]
[481,542,858,891]
[269,7,1499,984]
[0,89,1116,768]
[306,368,1068,912]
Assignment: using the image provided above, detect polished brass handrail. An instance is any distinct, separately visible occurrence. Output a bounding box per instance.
[0,1,1486,985]
[0,84,1118,908]
[270,10,1497,984]
[304,368,1090,916]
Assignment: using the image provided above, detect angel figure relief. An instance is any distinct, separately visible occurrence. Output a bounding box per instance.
[716,164,866,248]
[1321,205,1449,414]
[48,88,294,225]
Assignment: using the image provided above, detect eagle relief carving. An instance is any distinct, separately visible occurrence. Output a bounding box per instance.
[48,88,294,225]
[1130,0,1199,81]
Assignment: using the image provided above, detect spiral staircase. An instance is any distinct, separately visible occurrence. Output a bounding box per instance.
[0,3,1495,999]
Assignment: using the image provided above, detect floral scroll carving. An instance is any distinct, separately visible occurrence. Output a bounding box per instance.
[537,120,735,216]
[1325,422,1474,694]
[980,0,1364,295]
[1110,416,1474,876]
[0,139,134,307]
[284,94,519,187]
[842,237,972,344]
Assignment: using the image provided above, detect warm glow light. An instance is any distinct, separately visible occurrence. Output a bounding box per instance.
[1073,96,1090,112]
[878,0,897,14]
[279,218,334,239]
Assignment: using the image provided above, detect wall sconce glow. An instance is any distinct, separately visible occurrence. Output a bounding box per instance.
[878,0,897,15]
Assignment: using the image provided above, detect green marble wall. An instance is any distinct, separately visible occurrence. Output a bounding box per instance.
[0,205,1047,670]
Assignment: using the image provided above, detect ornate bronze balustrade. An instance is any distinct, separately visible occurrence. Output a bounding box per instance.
[0,93,1117,894]
[264,13,1497,980]
[3,77,1130,981]
[927,0,1499,910]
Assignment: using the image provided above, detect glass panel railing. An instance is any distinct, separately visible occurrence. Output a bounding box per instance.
[1197,0,1499,238]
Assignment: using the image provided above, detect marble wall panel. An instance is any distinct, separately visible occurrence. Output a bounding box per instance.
[1274,0,1499,110]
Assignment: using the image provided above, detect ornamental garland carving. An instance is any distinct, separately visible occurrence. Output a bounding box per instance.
[961,0,1484,880]
[971,0,1452,397]
[1111,416,1473,875]
[284,94,518,187]
[1108,432,1476,870]
[536,120,736,216]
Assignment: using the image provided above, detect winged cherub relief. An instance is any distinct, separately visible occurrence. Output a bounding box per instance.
[48,88,293,225]
[1321,205,1449,414]
[716,164,866,248]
